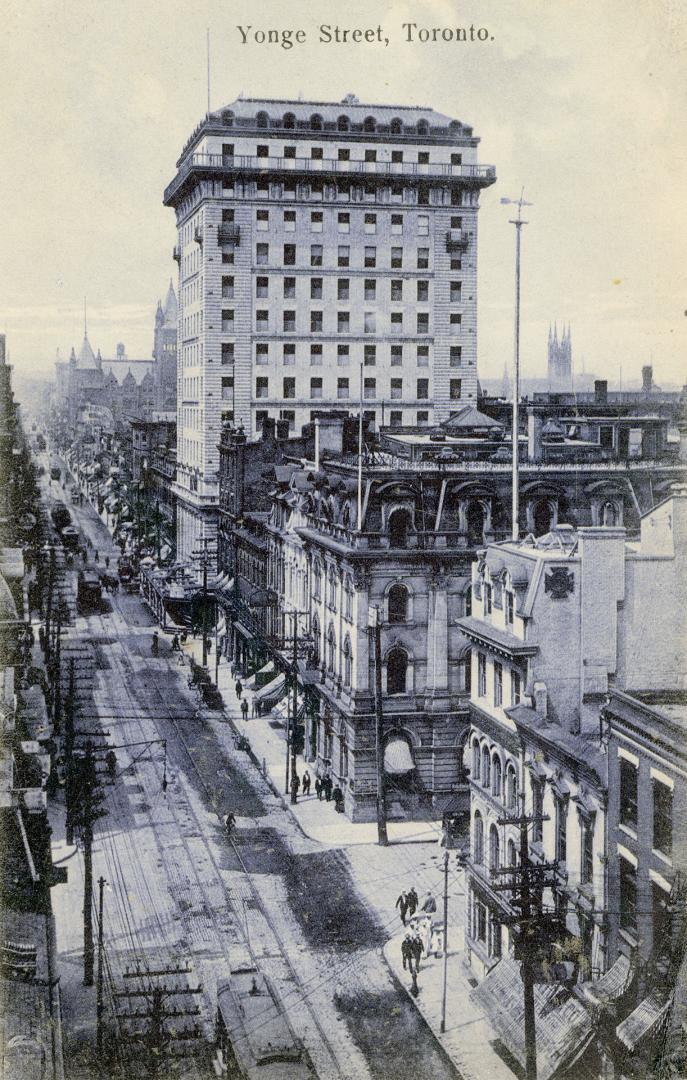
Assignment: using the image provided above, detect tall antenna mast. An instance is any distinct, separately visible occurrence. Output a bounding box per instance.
[206,28,211,116]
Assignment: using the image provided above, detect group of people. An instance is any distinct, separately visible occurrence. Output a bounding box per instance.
[397,888,441,973]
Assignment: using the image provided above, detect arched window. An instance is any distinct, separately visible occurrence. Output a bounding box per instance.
[343,576,353,619]
[507,838,517,867]
[417,119,429,136]
[328,566,337,608]
[473,811,484,864]
[342,503,351,529]
[602,500,619,526]
[256,110,269,129]
[388,508,412,547]
[342,635,352,686]
[481,745,491,789]
[471,738,481,781]
[448,120,462,135]
[388,583,409,623]
[387,646,408,695]
[222,110,234,126]
[337,115,350,132]
[466,501,484,546]
[534,499,553,536]
[389,117,402,135]
[310,113,323,131]
[312,614,320,664]
[492,755,502,798]
[505,763,518,810]
[312,561,322,599]
[340,735,349,777]
[327,624,336,672]
[489,825,500,870]
[464,585,472,617]
[363,115,376,132]
[283,112,295,129]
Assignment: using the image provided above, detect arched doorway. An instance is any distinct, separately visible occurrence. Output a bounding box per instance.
[387,646,409,694]
[388,508,412,547]
[533,498,553,536]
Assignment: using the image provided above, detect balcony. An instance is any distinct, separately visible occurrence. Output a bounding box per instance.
[172,244,180,263]
[446,229,470,251]
[164,153,497,204]
[217,224,241,246]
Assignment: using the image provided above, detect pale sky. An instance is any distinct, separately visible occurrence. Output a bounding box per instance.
[1,0,686,386]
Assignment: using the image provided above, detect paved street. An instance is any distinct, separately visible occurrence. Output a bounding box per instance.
[48,476,466,1080]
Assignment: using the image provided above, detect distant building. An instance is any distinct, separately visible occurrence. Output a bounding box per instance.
[152,280,178,411]
[547,323,572,390]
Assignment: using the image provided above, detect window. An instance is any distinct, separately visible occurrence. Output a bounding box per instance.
[417,313,429,334]
[338,245,350,267]
[450,346,462,368]
[391,247,403,268]
[312,563,322,600]
[222,252,234,265]
[451,153,462,166]
[511,670,521,706]
[418,151,429,164]
[310,344,322,366]
[532,779,544,843]
[364,344,376,366]
[283,343,295,366]
[451,216,462,228]
[391,345,403,367]
[310,377,323,399]
[391,312,403,330]
[390,378,402,400]
[387,647,408,695]
[338,212,350,233]
[417,280,429,302]
[392,149,403,162]
[581,818,595,886]
[388,508,412,546]
[364,279,376,301]
[391,213,403,235]
[337,377,349,399]
[256,209,269,231]
[364,149,377,163]
[555,799,567,863]
[343,637,352,686]
[450,379,462,401]
[653,780,673,856]
[474,896,487,943]
[489,825,500,871]
[484,583,492,614]
[492,755,502,798]
[311,146,323,159]
[311,245,323,267]
[450,281,462,302]
[337,344,349,366]
[417,345,429,367]
[364,312,376,334]
[417,248,429,269]
[283,210,296,231]
[494,662,503,706]
[620,857,637,931]
[256,243,269,265]
[338,312,350,334]
[477,653,487,697]
[337,278,349,300]
[481,746,491,789]
[283,310,296,332]
[283,277,296,299]
[364,213,377,234]
[388,583,409,623]
[417,411,429,426]
[222,142,234,158]
[418,214,429,236]
[391,279,403,301]
[389,411,403,427]
[338,148,350,161]
[221,343,235,366]
[283,244,296,265]
[652,883,672,959]
[619,757,638,830]
[255,276,267,298]
[450,313,462,333]
[506,591,514,625]
[222,276,235,298]
[311,211,323,232]
[364,246,377,268]
[364,377,376,400]
[343,577,353,618]
[255,343,268,365]
[473,811,484,865]
[417,378,429,400]
[255,309,267,331]
[471,739,481,781]
[311,278,323,299]
[505,765,518,810]
[451,256,462,270]
[310,311,323,332]
[327,625,336,672]
[221,376,233,399]
[222,209,235,223]
[256,377,268,399]
[283,377,295,399]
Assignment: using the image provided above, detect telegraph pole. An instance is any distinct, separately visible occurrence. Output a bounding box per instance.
[290,611,299,803]
[52,607,62,734]
[369,607,388,846]
[65,659,76,844]
[67,741,107,985]
[96,876,106,1056]
[115,967,203,1079]
[501,191,533,541]
[440,849,449,1033]
[192,538,216,669]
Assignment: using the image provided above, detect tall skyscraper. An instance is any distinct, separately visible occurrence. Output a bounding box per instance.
[547,323,572,389]
[164,95,496,557]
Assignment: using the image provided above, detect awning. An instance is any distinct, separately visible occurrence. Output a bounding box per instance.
[233,620,253,640]
[583,954,634,1011]
[253,672,287,703]
[216,617,226,637]
[272,693,303,721]
[472,956,594,1080]
[616,991,671,1052]
[384,738,415,775]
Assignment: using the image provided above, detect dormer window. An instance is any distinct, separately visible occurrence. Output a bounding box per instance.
[484,583,492,615]
[283,112,295,129]
[310,113,323,131]
[506,591,514,624]
[256,111,269,128]
[337,115,350,132]
[363,115,376,132]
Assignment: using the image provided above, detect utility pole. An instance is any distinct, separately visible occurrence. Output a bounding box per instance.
[440,849,449,1033]
[369,607,388,846]
[52,607,62,734]
[68,741,107,985]
[96,875,106,1056]
[44,545,56,665]
[290,611,299,804]
[193,538,216,669]
[501,191,533,541]
[65,659,75,844]
[115,967,203,1079]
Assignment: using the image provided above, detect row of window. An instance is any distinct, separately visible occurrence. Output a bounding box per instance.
[224,111,456,137]
[216,178,466,209]
[253,243,443,270]
[227,140,464,164]
[254,408,432,431]
[223,275,463,301]
[220,341,464,369]
[482,580,515,625]
[476,654,521,706]
[238,310,452,334]
[253,376,463,401]
[619,757,673,856]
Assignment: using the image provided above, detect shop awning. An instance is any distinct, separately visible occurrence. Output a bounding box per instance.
[253,672,287,703]
[233,620,253,640]
[616,991,671,1052]
[583,954,634,1011]
[272,692,303,721]
[472,957,594,1080]
[216,617,226,637]
[384,738,415,775]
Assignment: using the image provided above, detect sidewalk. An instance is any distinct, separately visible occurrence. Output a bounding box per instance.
[181,637,442,848]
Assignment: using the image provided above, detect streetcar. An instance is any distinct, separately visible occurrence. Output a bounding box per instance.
[50,501,72,531]
[77,570,103,612]
[215,967,315,1080]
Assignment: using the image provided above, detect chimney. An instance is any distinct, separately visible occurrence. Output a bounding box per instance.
[261,416,276,442]
[594,380,608,405]
[527,408,544,463]
[276,419,291,441]
[533,682,548,720]
[642,365,653,393]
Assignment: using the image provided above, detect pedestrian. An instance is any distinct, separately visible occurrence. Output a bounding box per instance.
[94,549,99,563]
[407,887,418,918]
[225,812,236,835]
[323,775,333,802]
[172,634,180,652]
[401,931,414,971]
[291,772,300,802]
[105,555,110,569]
[235,679,243,700]
[332,785,344,812]
[180,630,188,645]
[411,931,424,974]
[396,891,409,925]
[241,697,249,722]
[421,890,437,914]
[315,776,322,800]
[302,770,311,796]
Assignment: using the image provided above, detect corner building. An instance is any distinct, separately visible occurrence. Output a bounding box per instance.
[164,95,496,558]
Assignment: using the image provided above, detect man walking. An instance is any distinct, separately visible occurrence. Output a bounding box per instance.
[322,775,333,802]
[315,776,322,800]
[241,698,249,722]
[302,770,311,796]
[395,891,409,926]
[410,930,424,974]
[291,771,300,803]
[421,890,437,914]
[401,931,414,972]
[407,887,418,918]
[235,679,243,701]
